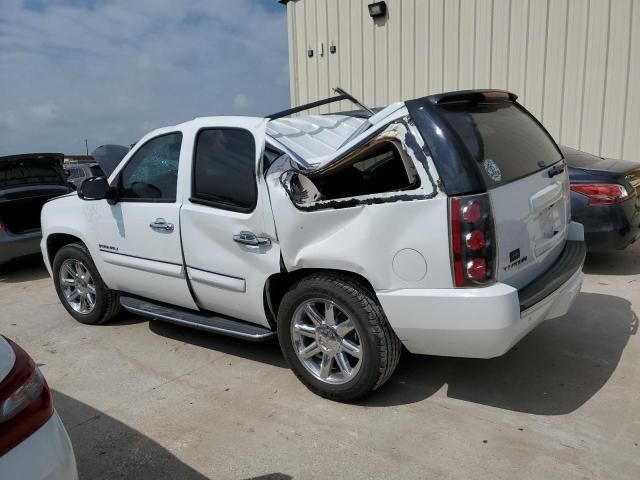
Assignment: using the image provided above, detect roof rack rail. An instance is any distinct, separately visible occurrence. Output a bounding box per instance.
[267,87,374,120]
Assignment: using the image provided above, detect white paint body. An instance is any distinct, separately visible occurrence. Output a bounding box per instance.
[0,412,78,480]
[0,337,77,480]
[41,105,584,358]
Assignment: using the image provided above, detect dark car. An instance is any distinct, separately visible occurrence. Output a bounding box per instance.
[89,144,129,176]
[563,146,640,251]
[0,153,73,265]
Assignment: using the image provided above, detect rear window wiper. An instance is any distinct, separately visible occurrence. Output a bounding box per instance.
[547,163,566,178]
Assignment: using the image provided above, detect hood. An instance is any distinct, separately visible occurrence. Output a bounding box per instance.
[561,146,640,174]
[90,144,130,176]
[0,153,67,188]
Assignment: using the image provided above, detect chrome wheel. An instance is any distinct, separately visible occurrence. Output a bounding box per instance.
[59,259,96,314]
[290,299,363,385]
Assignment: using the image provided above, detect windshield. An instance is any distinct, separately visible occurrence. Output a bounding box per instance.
[0,158,66,188]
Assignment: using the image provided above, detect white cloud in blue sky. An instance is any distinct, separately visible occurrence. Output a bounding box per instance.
[0,0,289,155]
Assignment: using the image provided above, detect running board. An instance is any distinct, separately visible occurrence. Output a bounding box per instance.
[119,296,276,342]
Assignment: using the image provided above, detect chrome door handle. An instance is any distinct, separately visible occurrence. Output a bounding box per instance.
[149,218,174,232]
[233,231,271,248]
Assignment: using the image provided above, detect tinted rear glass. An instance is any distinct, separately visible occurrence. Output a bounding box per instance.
[437,101,562,186]
[192,128,257,212]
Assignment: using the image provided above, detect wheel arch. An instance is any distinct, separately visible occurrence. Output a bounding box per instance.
[263,268,376,326]
[46,233,87,268]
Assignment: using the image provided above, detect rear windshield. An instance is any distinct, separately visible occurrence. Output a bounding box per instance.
[0,159,65,188]
[436,101,562,186]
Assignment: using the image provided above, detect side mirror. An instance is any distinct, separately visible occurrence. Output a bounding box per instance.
[78,177,111,201]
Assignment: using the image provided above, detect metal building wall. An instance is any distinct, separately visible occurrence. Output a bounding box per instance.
[286,0,640,160]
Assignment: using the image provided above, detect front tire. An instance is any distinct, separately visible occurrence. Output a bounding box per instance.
[277,273,402,402]
[52,243,121,325]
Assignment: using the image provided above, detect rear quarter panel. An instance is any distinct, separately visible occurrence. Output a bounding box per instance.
[266,159,454,290]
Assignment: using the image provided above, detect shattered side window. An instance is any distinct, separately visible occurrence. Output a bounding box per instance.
[308,141,418,201]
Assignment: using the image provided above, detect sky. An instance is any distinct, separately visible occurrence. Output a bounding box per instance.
[0,0,290,155]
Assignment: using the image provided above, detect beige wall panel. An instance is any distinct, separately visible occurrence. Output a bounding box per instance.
[601,0,632,158]
[458,0,476,91]
[524,0,547,119]
[429,0,445,94]
[400,0,416,100]
[362,0,376,106]
[623,1,640,160]
[580,0,610,154]
[287,0,640,159]
[491,0,510,89]
[387,0,402,103]
[507,0,528,98]
[560,0,589,148]
[542,0,568,140]
[474,0,493,89]
[415,0,429,97]
[443,0,460,90]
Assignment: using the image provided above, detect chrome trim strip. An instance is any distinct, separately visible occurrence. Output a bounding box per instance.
[186,267,246,293]
[101,251,184,278]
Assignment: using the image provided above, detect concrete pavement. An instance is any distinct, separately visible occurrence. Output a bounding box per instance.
[1,247,638,479]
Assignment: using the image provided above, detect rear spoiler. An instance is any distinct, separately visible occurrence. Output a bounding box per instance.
[427,90,518,105]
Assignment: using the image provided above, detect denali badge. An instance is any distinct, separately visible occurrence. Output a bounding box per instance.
[483,159,502,182]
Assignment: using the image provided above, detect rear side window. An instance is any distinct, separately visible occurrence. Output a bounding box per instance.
[311,141,418,200]
[437,101,562,186]
[192,128,257,212]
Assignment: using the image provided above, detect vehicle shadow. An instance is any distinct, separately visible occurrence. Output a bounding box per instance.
[53,391,208,480]
[363,292,637,414]
[584,243,640,276]
[148,319,288,369]
[0,255,49,283]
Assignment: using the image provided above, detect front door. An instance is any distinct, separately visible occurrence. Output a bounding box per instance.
[179,120,281,327]
[92,131,196,309]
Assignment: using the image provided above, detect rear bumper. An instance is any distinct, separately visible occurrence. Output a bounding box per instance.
[0,229,42,264]
[571,196,640,251]
[378,238,586,359]
[0,411,78,480]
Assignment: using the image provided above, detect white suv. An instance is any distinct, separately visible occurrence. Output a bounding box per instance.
[40,89,585,401]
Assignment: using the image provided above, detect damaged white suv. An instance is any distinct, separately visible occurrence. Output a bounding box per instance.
[41,89,585,401]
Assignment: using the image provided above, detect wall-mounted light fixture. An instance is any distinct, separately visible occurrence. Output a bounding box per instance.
[368,1,387,18]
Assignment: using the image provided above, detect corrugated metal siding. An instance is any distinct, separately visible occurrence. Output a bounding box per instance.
[286,0,640,160]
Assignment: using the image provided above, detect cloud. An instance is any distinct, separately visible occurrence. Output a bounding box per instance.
[0,0,290,155]
[232,93,252,110]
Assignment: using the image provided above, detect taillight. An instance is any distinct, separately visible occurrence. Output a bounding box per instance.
[0,338,53,456]
[449,193,496,287]
[570,184,629,205]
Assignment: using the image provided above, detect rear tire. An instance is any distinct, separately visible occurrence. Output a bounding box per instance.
[277,272,402,402]
[52,243,121,325]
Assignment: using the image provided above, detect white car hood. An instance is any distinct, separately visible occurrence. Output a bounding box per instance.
[0,336,16,383]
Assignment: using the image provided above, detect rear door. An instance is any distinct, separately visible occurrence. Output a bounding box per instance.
[180,119,281,327]
[433,97,570,289]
